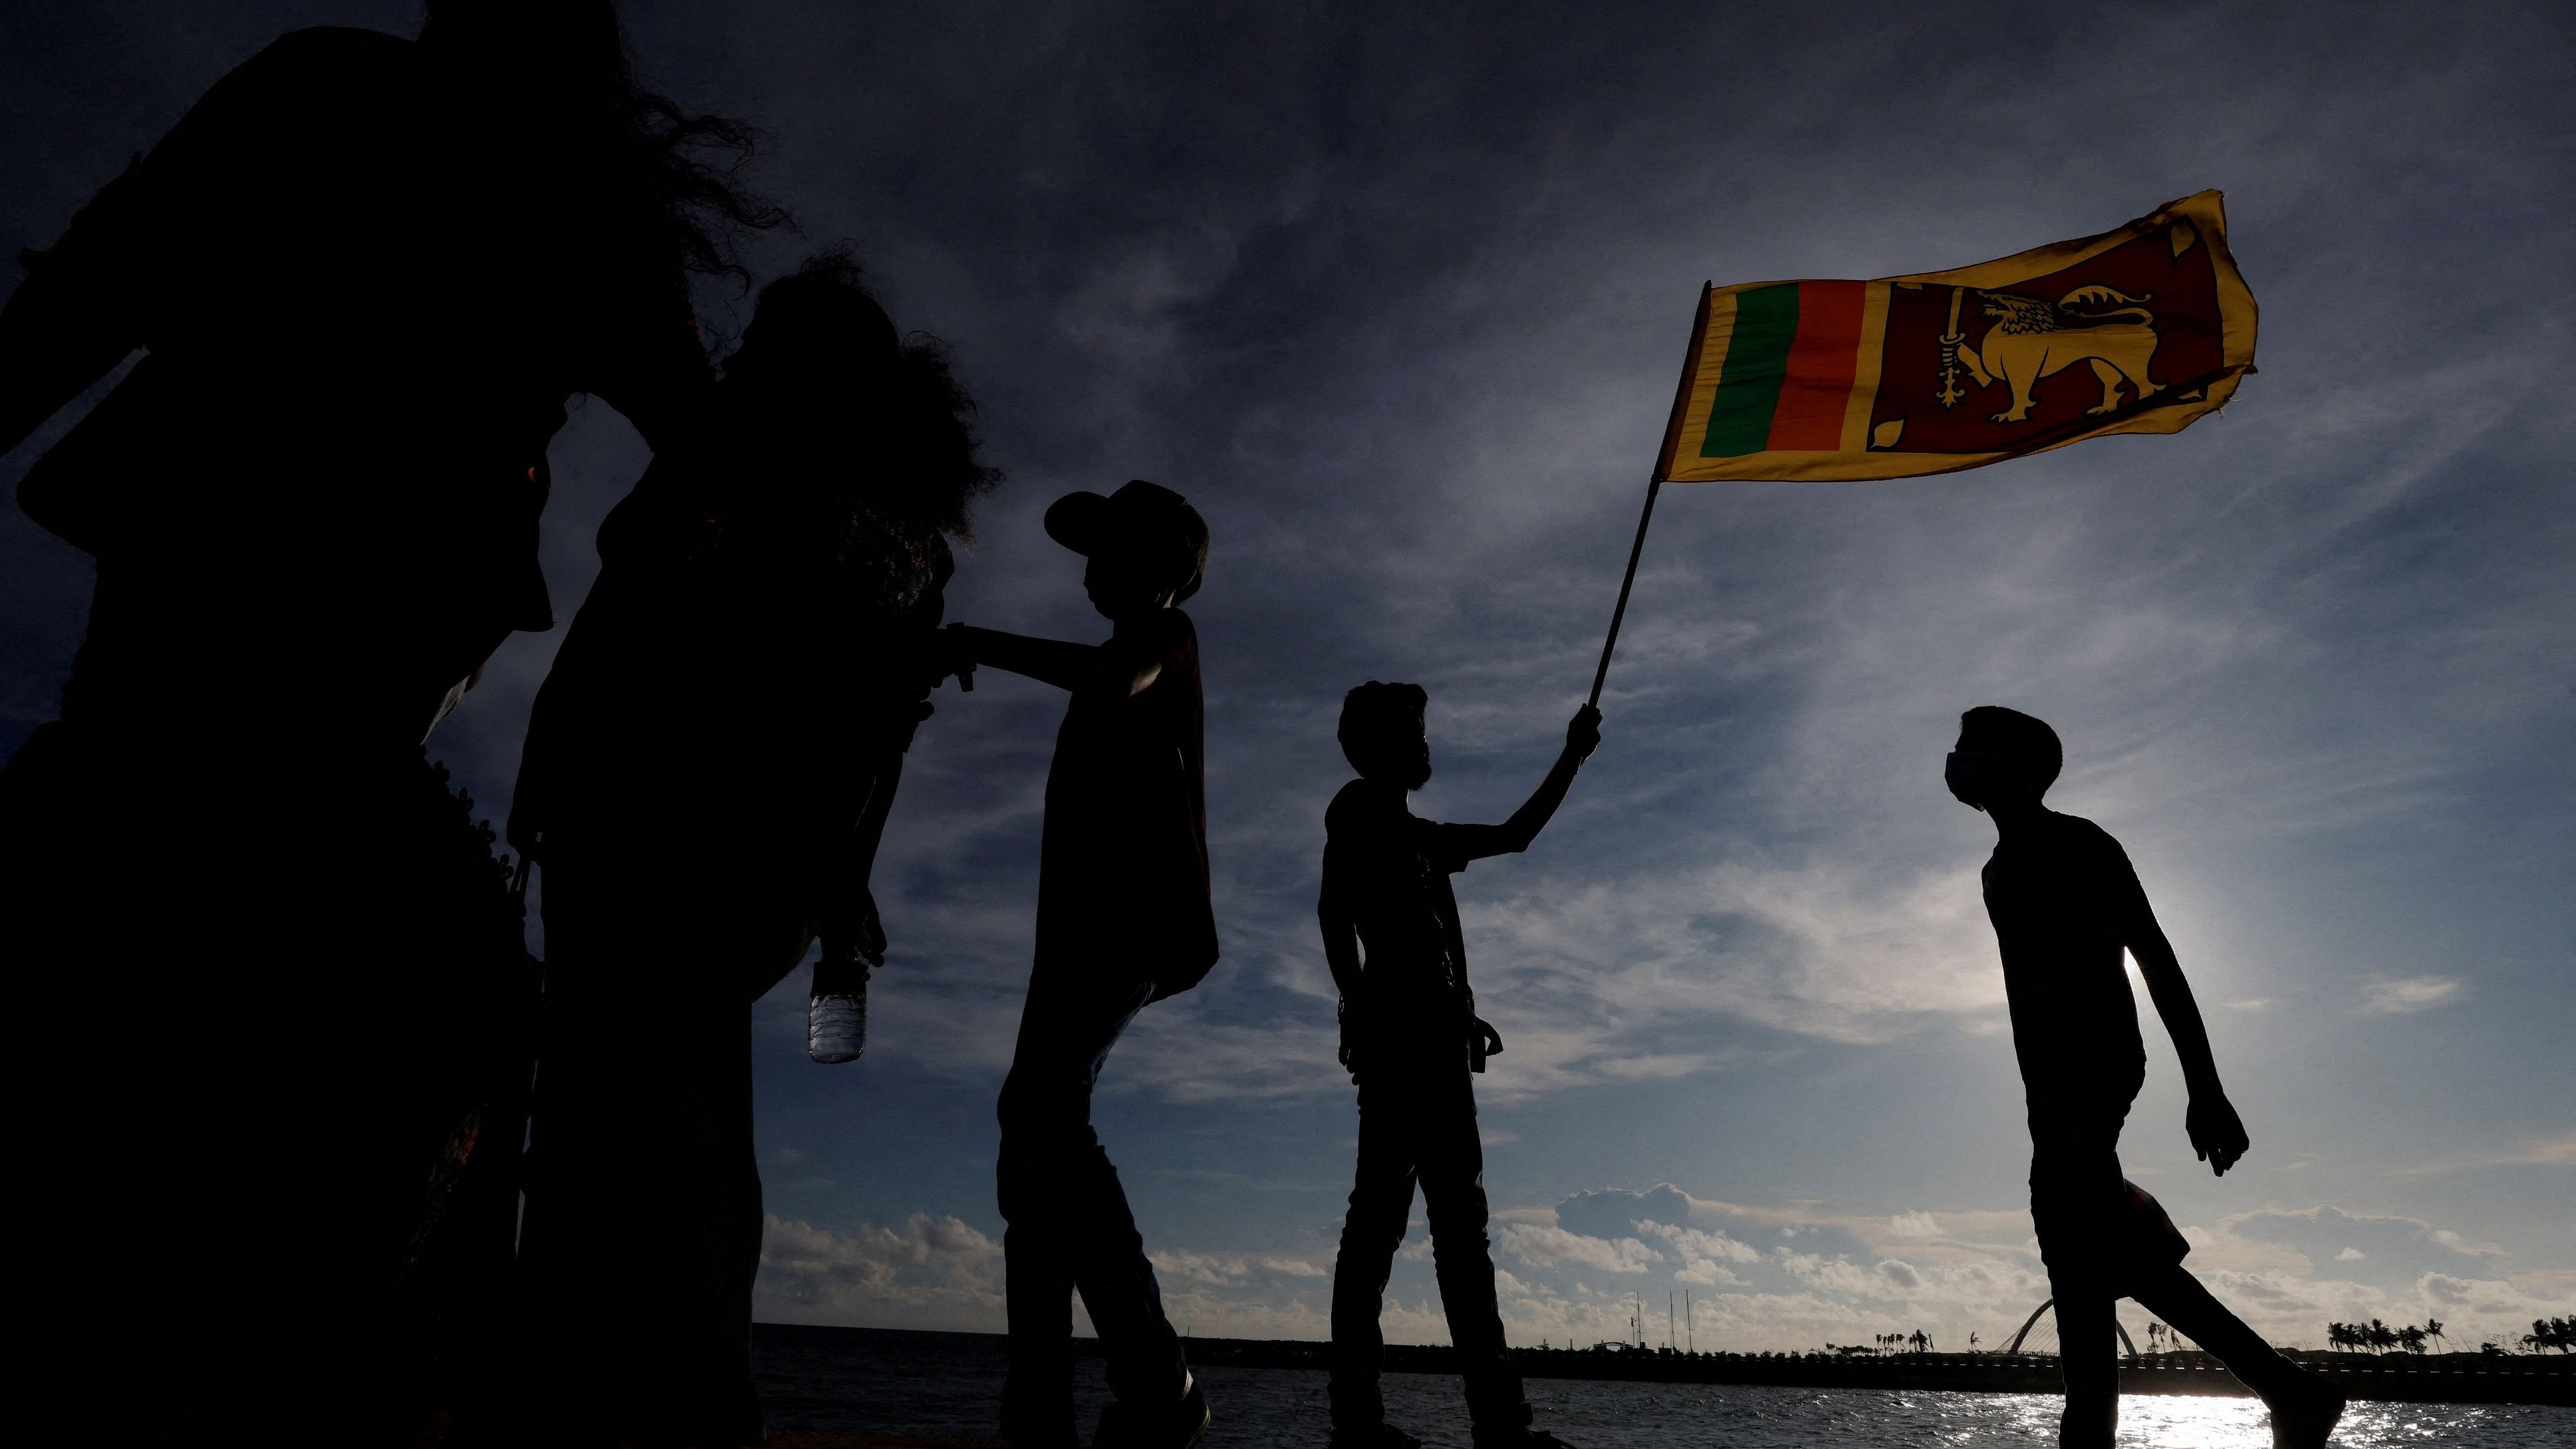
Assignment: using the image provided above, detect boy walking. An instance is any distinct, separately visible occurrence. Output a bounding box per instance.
[942,481,1219,1449]
[1945,706,2346,1449]
[1319,683,1601,1449]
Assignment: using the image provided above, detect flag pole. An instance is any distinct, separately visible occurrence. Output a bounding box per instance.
[1591,280,1710,708]
[1586,475,1661,708]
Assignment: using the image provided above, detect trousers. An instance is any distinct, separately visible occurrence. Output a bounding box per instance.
[995,957,1189,1446]
[1329,1053,1529,1433]
[516,839,810,1448]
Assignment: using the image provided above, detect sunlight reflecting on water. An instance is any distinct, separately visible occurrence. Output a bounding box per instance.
[2112,1393,2270,1446]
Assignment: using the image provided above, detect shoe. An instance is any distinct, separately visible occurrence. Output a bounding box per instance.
[2267,1374,2347,1449]
[1329,1423,1424,1449]
[1093,1371,1210,1449]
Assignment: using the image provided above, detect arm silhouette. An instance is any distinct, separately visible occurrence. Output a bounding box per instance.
[2126,878,2250,1175]
[1456,706,1603,861]
[804,744,904,997]
[946,622,1164,698]
[1317,853,1366,1077]
[1317,866,1363,1002]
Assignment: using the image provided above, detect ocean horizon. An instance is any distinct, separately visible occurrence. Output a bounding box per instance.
[751,1324,2573,1448]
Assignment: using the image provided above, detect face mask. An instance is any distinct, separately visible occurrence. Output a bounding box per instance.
[1945,750,1992,809]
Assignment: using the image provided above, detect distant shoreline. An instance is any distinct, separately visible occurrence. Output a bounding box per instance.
[753,1324,2576,1408]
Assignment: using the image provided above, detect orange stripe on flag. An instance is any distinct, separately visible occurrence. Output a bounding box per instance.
[1765,280,1867,452]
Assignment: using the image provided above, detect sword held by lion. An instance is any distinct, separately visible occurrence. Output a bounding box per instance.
[1938,285,2164,423]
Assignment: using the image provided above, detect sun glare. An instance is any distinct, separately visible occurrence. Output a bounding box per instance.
[2113,1394,2270,1446]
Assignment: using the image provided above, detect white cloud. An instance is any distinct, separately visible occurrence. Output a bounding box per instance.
[2360,975,2466,1014]
[1149,1249,1332,1284]
[1636,1220,1764,1265]
[1673,1258,1744,1287]
[1890,1212,1942,1238]
[1497,1224,1662,1275]
[755,1214,1005,1331]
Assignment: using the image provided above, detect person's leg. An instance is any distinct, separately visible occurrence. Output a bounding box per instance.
[1053,978,1192,1413]
[2130,1263,2345,1447]
[995,1085,1079,1449]
[2049,1285,2122,1449]
[2129,1263,2294,1392]
[520,851,765,1448]
[656,942,767,1446]
[2029,1105,2129,1449]
[996,964,1172,1443]
[1328,1067,1422,1435]
[1411,1065,1531,1441]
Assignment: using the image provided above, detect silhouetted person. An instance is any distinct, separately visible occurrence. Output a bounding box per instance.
[508,255,995,1447]
[1321,684,1601,1449]
[0,3,774,1442]
[940,481,1218,1449]
[1946,706,2346,1449]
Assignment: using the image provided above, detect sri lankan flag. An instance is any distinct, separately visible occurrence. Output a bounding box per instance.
[1654,192,2256,482]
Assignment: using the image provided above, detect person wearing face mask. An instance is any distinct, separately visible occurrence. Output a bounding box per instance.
[1945,706,2346,1449]
[936,482,1218,1449]
[1316,682,1599,1449]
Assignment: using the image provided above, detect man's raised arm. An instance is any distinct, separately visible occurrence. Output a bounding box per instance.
[1460,705,1603,861]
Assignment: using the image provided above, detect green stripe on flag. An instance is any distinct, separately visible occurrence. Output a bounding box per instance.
[1700,283,1800,458]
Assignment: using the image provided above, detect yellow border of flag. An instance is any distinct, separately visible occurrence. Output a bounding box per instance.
[1653,191,2257,483]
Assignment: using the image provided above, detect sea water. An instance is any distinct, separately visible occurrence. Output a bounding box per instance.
[753,1327,2571,1447]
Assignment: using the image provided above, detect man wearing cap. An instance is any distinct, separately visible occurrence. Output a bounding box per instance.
[940,480,1218,1449]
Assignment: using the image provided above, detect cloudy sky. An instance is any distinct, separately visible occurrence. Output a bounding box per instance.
[5,1,2569,1355]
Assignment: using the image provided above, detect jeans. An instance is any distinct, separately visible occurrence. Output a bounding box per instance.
[997,958,1189,1446]
[1329,1055,1529,1434]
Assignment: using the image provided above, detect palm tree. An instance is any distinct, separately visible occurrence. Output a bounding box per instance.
[2425,1318,2446,1353]
[2398,1325,2427,1355]
[1969,1331,1981,1351]
[2367,1319,2398,1354]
